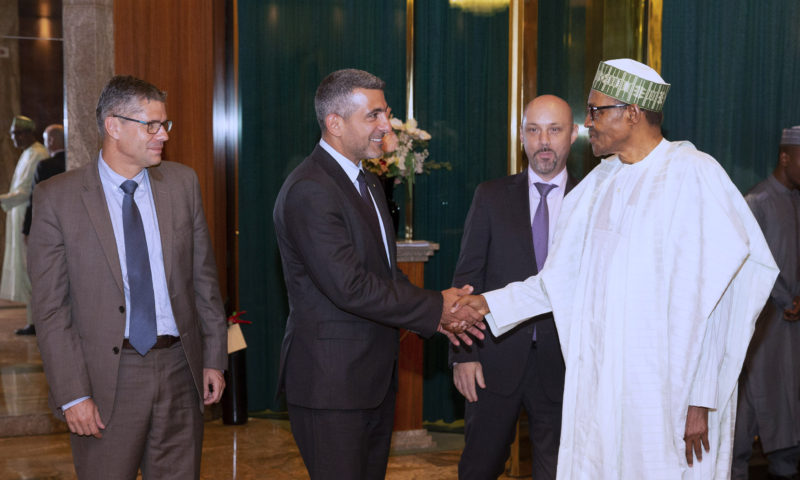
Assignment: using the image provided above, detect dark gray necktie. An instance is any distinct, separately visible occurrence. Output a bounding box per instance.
[357,170,379,227]
[121,180,156,355]
[532,182,556,271]
[531,182,555,343]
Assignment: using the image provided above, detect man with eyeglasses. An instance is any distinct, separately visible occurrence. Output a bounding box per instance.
[28,75,227,479]
[454,58,779,478]
[2,115,48,335]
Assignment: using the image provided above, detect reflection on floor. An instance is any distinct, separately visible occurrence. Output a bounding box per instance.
[0,417,473,479]
[0,301,469,479]
[0,302,774,479]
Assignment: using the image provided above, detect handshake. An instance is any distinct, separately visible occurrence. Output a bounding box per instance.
[437,285,491,346]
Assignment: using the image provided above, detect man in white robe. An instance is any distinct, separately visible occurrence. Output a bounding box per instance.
[2,115,48,334]
[454,59,779,479]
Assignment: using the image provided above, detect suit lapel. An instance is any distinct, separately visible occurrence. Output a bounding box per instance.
[313,147,391,269]
[149,166,174,284]
[508,170,538,272]
[565,173,577,195]
[81,164,124,295]
[365,171,395,269]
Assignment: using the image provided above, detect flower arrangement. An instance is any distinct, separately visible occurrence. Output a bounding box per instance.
[363,117,450,240]
[363,117,450,183]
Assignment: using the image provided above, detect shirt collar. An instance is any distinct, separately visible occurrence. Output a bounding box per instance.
[319,138,364,185]
[97,151,149,191]
[527,166,568,191]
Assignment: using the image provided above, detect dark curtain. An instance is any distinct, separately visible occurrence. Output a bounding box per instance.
[662,0,800,192]
[238,0,407,411]
[414,1,509,423]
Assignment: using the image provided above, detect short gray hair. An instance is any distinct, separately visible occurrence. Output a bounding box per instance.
[314,69,385,131]
[96,75,167,137]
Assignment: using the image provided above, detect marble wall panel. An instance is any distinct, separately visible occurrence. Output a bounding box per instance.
[63,0,113,170]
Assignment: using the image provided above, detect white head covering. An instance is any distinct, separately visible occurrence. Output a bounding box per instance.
[780,125,800,146]
[10,115,35,132]
[591,59,670,112]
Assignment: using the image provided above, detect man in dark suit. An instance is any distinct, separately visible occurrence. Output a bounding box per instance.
[273,68,483,479]
[451,95,578,479]
[28,75,227,479]
[22,123,66,239]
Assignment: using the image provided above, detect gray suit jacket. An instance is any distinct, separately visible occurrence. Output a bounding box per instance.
[28,160,227,423]
[273,145,443,410]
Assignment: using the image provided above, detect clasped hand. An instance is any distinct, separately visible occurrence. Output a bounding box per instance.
[438,286,491,346]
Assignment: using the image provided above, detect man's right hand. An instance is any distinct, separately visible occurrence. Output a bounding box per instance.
[452,294,490,317]
[453,361,485,403]
[440,286,486,346]
[64,398,105,438]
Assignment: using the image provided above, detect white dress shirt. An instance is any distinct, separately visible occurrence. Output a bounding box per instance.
[319,139,391,265]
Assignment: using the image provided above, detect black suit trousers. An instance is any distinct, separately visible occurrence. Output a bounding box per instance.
[288,384,397,480]
[458,343,562,480]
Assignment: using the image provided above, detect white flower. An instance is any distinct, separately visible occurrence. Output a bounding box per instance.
[417,129,431,141]
[390,117,404,130]
[405,118,418,130]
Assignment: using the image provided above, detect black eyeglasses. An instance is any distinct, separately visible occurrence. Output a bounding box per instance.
[585,104,628,121]
[113,114,173,134]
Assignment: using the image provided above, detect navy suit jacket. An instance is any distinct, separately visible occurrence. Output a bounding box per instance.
[450,169,576,400]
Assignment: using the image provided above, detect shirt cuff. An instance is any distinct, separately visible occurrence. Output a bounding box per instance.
[62,396,91,412]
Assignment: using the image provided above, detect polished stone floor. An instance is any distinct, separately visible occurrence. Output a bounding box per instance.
[0,302,774,479]
[0,417,473,479]
[0,302,470,479]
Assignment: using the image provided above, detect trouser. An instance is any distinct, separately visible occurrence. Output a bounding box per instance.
[288,384,396,480]
[733,374,800,479]
[458,343,562,480]
[70,342,203,479]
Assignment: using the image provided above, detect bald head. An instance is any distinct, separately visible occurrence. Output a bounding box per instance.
[43,124,64,155]
[520,95,578,181]
[522,95,573,126]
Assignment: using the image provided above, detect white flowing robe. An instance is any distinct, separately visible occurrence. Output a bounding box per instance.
[0,142,48,302]
[483,139,779,479]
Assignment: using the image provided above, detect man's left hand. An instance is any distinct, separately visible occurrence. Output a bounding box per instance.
[684,405,710,466]
[203,368,225,405]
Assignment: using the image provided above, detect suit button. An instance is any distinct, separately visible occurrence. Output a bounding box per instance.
[119,306,125,313]
[113,347,120,354]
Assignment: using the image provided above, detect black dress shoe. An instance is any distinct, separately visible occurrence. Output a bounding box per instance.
[14,324,35,335]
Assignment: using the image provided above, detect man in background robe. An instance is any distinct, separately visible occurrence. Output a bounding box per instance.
[454,58,779,479]
[732,125,800,480]
[2,115,48,335]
